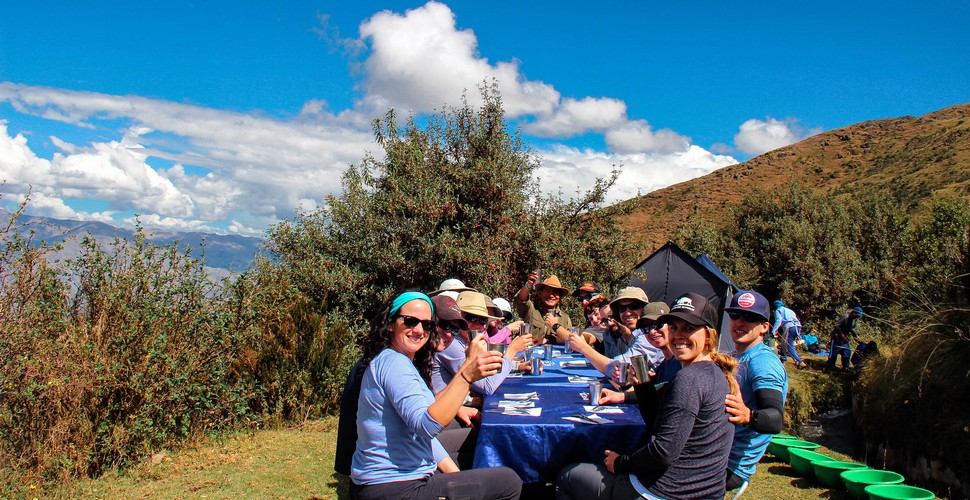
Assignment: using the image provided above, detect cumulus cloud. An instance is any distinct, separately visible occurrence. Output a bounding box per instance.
[0,83,377,234]
[0,2,743,236]
[536,145,737,203]
[733,117,820,155]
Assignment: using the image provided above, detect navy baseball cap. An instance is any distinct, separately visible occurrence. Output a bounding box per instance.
[658,292,718,329]
[725,290,771,322]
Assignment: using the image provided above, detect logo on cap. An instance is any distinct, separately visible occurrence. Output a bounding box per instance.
[672,297,695,312]
[737,293,756,308]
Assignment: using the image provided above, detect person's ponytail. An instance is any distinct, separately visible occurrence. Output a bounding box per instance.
[704,326,740,396]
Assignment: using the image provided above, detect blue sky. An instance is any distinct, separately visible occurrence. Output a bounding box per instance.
[1,1,967,236]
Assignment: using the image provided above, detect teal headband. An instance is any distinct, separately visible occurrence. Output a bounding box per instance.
[390,291,434,317]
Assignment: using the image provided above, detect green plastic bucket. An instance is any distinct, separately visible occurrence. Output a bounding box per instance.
[841,469,905,499]
[788,447,831,477]
[769,439,820,461]
[812,460,869,489]
[864,484,935,500]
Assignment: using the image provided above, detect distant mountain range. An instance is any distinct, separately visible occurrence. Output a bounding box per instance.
[4,213,265,279]
[618,103,970,257]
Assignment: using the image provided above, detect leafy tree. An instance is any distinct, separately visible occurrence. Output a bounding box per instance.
[265,83,636,325]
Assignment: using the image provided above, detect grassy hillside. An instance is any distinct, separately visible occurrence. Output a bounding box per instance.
[619,103,970,258]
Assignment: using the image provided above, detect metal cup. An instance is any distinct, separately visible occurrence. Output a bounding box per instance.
[521,323,533,337]
[631,354,651,384]
[487,342,507,355]
[615,361,631,385]
[530,357,542,375]
[563,336,573,354]
[588,381,602,405]
[523,347,533,362]
[469,329,484,341]
[543,344,554,361]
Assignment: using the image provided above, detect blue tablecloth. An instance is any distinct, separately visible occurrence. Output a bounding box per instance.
[472,347,648,483]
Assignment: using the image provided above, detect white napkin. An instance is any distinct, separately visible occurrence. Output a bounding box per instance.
[561,360,587,368]
[503,407,542,416]
[498,400,535,408]
[568,375,599,383]
[503,392,538,400]
[563,413,613,424]
[584,405,623,414]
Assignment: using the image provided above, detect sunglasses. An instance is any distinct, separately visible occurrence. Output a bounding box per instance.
[643,321,666,332]
[727,311,766,323]
[613,302,642,314]
[577,293,599,302]
[398,315,436,332]
[463,313,489,325]
[437,321,461,334]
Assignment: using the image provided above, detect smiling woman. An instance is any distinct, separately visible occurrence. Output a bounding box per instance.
[556,292,740,500]
[346,290,521,500]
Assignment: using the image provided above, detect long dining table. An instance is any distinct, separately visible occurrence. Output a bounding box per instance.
[471,346,649,484]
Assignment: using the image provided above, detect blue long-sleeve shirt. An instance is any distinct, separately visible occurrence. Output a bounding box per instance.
[604,329,664,379]
[431,334,514,395]
[352,348,447,485]
[771,306,801,336]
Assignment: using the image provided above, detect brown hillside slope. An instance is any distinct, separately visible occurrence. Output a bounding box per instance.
[618,103,970,259]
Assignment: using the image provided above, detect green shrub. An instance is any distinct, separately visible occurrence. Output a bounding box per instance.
[0,222,251,488]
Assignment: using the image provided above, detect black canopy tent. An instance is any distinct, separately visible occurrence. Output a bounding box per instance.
[627,242,740,352]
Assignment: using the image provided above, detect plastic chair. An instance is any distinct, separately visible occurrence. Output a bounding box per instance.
[730,480,749,500]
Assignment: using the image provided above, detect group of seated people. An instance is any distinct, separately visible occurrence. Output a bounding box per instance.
[335,273,789,500]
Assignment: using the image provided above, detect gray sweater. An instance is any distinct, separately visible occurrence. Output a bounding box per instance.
[614,361,734,499]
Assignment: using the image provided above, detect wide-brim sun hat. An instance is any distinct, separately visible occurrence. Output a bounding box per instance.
[609,287,649,309]
[534,275,569,296]
[642,301,670,321]
[428,278,477,297]
[456,291,503,319]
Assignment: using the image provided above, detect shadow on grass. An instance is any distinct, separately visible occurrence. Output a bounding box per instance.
[329,473,350,499]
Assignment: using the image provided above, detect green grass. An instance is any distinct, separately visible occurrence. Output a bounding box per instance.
[46,419,348,500]
[38,414,938,500]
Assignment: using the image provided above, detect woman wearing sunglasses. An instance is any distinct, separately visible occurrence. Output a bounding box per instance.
[722,290,788,493]
[350,291,521,500]
[556,292,739,500]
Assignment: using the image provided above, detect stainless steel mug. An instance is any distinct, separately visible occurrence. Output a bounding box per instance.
[530,357,542,375]
[615,361,631,385]
[631,354,651,383]
[588,381,602,405]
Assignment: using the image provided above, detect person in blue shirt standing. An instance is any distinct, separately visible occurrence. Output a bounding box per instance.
[771,299,808,369]
[723,290,789,492]
[827,306,863,370]
[350,291,521,500]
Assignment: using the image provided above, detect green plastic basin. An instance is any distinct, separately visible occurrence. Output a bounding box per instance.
[865,484,935,500]
[788,447,831,477]
[768,438,820,461]
[813,460,869,489]
[841,469,905,499]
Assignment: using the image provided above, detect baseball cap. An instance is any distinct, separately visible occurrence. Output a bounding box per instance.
[725,290,771,322]
[658,292,717,329]
[431,295,469,331]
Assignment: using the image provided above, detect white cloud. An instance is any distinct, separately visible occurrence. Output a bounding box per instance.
[733,117,807,155]
[0,2,744,237]
[0,83,378,234]
[604,120,691,155]
[536,145,737,203]
[524,97,627,137]
[354,2,560,118]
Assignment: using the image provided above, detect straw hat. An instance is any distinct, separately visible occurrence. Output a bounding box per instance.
[456,291,503,319]
[609,287,649,309]
[534,275,569,295]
